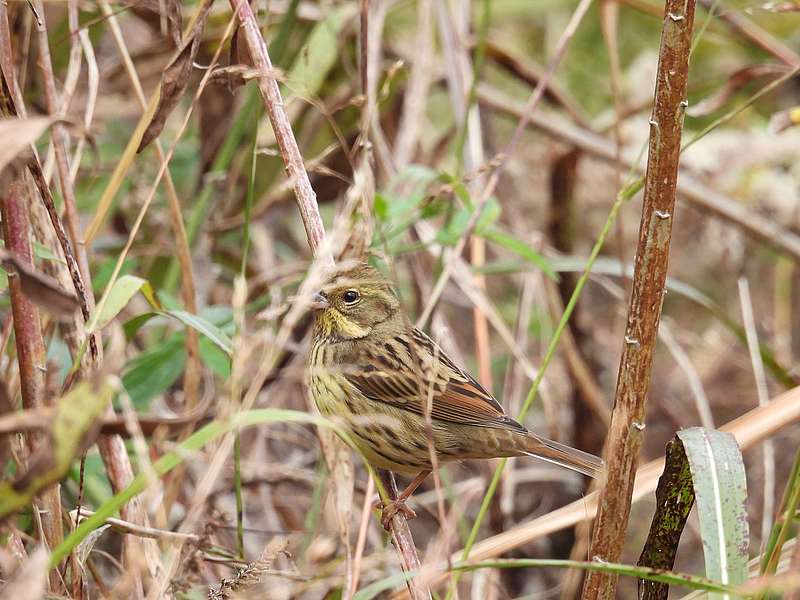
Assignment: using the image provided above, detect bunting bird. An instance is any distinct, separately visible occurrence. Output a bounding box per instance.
[307,262,603,528]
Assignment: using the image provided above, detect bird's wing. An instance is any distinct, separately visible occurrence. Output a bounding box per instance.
[344,327,526,433]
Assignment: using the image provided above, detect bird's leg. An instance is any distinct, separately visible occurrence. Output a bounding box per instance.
[377,470,431,531]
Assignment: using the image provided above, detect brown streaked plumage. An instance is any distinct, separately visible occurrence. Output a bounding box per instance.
[307,263,603,526]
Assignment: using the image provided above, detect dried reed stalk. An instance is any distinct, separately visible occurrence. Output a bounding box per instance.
[227,1,429,597]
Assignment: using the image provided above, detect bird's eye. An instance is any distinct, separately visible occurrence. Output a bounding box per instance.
[342,290,360,304]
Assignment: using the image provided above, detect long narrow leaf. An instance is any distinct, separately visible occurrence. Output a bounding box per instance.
[352,558,740,600]
[88,274,148,332]
[678,427,749,599]
[165,309,233,356]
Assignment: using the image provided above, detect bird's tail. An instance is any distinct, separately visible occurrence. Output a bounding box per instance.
[521,433,604,479]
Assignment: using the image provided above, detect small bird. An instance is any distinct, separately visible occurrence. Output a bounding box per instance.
[307,262,603,528]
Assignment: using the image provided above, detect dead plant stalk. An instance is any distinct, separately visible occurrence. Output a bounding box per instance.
[582,2,696,598]
[228,0,429,597]
[1,176,64,592]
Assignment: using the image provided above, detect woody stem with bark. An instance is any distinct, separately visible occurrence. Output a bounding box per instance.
[581,2,696,599]
[1,176,64,591]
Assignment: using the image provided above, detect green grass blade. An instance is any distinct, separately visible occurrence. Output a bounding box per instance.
[678,428,749,599]
[353,558,742,600]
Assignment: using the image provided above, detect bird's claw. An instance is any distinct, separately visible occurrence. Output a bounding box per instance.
[374,498,416,531]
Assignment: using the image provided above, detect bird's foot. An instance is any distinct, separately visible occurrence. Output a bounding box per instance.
[374,498,416,531]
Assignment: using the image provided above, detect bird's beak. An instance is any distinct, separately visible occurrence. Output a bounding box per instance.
[310,292,329,310]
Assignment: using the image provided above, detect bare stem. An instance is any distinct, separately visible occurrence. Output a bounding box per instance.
[32,0,92,299]
[227,1,428,596]
[582,2,696,598]
[229,0,327,258]
[1,175,64,591]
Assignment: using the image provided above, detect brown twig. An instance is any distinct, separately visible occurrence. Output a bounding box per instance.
[229,0,327,258]
[229,0,428,597]
[0,387,213,436]
[1,175,64,592]
[32,0,92,298]
[582,2,696,598]
[380,470,431,600]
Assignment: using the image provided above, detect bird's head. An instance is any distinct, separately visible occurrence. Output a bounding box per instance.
[310,263,400,341]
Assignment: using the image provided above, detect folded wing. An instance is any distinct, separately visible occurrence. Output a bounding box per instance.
[345,328,527,434]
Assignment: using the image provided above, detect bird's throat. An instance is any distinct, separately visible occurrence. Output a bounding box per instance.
[315,309,370,341]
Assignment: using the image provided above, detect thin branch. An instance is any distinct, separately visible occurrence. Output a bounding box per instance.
[380,470,431,600]
[228,1,428,598]
[32,0,92,297]
[582,2,697,598]
[1,174,64,592]
[229,0,328,259]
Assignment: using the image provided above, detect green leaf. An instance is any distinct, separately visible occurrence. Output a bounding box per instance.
[33,242,64,263]
[0,240,64,263]
[374,192,389,221]
[90,274,147,332]
[282,5,356,100]
[437,197,501,246]
[677,428,749,598]
[122,312,160,340]
[199,336,231,379]
[122,336,186,408]
[482,228,556,280]
[139,280,161,310]
[436,170,472,207]
[165,310,232,356]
